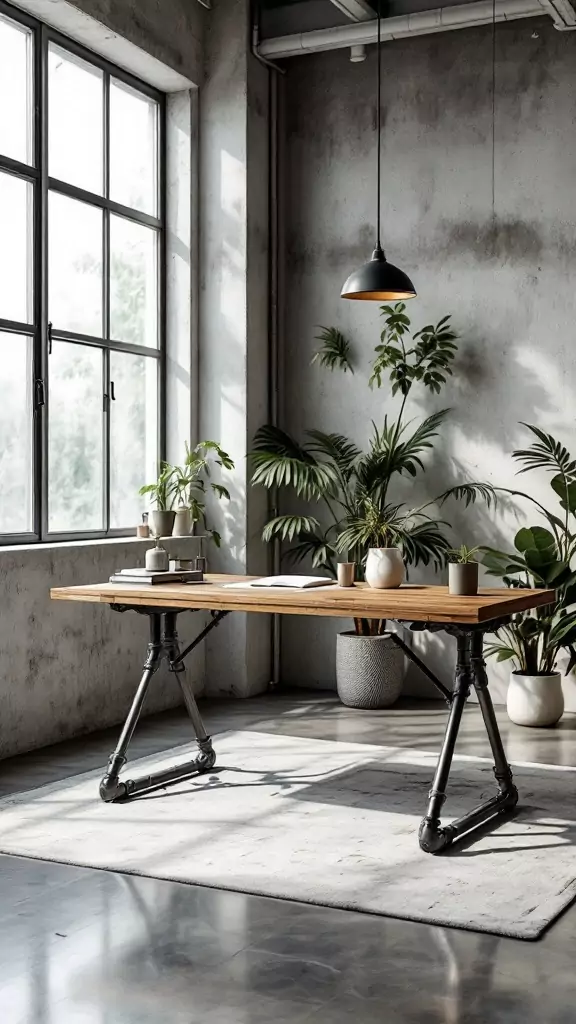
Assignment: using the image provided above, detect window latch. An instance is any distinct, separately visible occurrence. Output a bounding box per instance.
[47,322,53,355]
[110,380,116,401]
[35,379,46,409]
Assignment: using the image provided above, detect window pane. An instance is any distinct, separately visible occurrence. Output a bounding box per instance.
[110,79,157,215]
[0,334,33,534]
[48,342,104,533]
[0,172,33,324]
[49,193,103,336]
[110,352,157,529]
[49,44,103,195]
[110,215,158,348]
[0,15,33,165]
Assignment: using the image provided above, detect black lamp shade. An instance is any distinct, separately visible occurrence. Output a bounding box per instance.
[341,246,416,301]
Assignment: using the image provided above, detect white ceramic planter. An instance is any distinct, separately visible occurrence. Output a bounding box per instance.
[507,671,564,728]
[173,509,193,537]
[365,547,404,589]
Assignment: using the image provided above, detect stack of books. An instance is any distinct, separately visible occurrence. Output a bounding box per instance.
[109,568,204,586]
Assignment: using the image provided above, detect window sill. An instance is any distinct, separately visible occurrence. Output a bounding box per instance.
[0,535,204,555]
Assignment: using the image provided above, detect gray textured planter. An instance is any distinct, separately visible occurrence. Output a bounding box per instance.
[336,632,405,709]
[448,562,478,596]
[149,510,175,538]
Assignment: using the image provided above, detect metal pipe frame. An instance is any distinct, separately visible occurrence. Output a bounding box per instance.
[99,606,517,856]
[99,608,228,802]
[417,626,518,854]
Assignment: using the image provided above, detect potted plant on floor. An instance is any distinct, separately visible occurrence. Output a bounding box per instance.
[447,545,480,596]
[171,440,234,543]
[138,463,177,537]
[482,425,576,727]
[250,304,496,709]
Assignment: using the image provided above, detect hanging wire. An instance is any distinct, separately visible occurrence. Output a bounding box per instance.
[491,0,496,231]
[376,0,382,249]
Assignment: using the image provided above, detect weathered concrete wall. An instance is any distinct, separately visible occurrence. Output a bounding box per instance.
[0,539,204,759]
[66,0,204,84]
[199,0,272,696]
[279,18,576,710]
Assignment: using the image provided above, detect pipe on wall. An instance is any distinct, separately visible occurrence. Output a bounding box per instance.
[258,0,546,57]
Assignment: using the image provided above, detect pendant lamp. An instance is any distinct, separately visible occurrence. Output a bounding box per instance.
[341,0,416,301]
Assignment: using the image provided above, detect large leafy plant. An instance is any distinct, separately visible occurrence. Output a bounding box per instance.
[250,304,493,585]
[482,426,576,675]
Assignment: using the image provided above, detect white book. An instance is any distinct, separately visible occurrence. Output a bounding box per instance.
[225,575,336,590]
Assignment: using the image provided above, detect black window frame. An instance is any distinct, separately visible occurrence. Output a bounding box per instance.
[0,0,166,545]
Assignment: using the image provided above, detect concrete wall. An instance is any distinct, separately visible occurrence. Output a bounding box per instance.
[199,0,273,696]
[279,18,576,710]
[62,0,204,84]
[0,539,205,759]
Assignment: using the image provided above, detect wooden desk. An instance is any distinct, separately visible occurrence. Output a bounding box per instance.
[51,576,555,854]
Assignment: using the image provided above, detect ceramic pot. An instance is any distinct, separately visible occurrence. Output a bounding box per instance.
[448,562,478,596]
[336,632,405,709]
[149,510,175,538]
[365,547,404,589]
[173,509,194,537]
[507,671,564,727]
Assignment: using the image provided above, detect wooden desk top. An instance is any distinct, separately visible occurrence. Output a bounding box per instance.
[50,575,555,625]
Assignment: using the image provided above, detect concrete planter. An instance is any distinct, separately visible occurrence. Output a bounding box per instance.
[507,671,564,727]
[448,562,478,596]
[149,510,175,538]
[336,632,405,709]
[365,547,404,589]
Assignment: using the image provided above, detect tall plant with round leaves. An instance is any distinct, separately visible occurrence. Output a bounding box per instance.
[482,425,576,674]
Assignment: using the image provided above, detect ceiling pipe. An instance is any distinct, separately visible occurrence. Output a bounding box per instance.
[258,0,545,58]
[538,0,576,26]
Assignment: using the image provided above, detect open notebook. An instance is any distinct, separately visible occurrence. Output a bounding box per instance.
[224,575,336,589]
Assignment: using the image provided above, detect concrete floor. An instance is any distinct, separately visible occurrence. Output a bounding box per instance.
[1,692,576,1023]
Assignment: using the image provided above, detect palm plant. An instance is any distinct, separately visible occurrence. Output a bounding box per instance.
[482,425,576,675]
[250,303,495,591]
[171,440,234,548]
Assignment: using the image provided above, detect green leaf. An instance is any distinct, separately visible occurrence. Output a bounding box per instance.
[311,327,354,374]
[262,514,321,544]
[514,526,556,556]
[211,483,231,501]
[550,473,576,513]
[250,425,338,500]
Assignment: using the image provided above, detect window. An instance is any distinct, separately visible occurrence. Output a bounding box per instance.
[0,1,164,542]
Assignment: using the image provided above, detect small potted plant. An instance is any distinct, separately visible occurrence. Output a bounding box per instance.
[138,463,177,537]
[481,423,576,727]
[171,440,234,540]
[447,544,480,595]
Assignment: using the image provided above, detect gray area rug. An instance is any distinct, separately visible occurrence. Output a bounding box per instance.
[0,730,574,939]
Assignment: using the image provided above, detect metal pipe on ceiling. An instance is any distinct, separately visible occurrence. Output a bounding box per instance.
[258,0,546,58]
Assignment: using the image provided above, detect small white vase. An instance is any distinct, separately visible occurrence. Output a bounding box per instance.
[507,671,564,728]
[173,509,193,537]
[365,547,404,589]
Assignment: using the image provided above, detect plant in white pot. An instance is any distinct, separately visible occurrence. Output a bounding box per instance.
[482,425,576,727]
[250,304,496,710]
[138,463,177,538]
[171,440,234,543]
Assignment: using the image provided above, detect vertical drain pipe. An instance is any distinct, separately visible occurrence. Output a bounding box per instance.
[268,65,282,689]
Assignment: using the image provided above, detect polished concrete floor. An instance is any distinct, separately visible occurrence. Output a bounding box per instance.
[1,691,576,1023]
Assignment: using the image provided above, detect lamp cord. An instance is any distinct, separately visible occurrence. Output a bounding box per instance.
[491,0,496,229]
[376,0,382,250]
